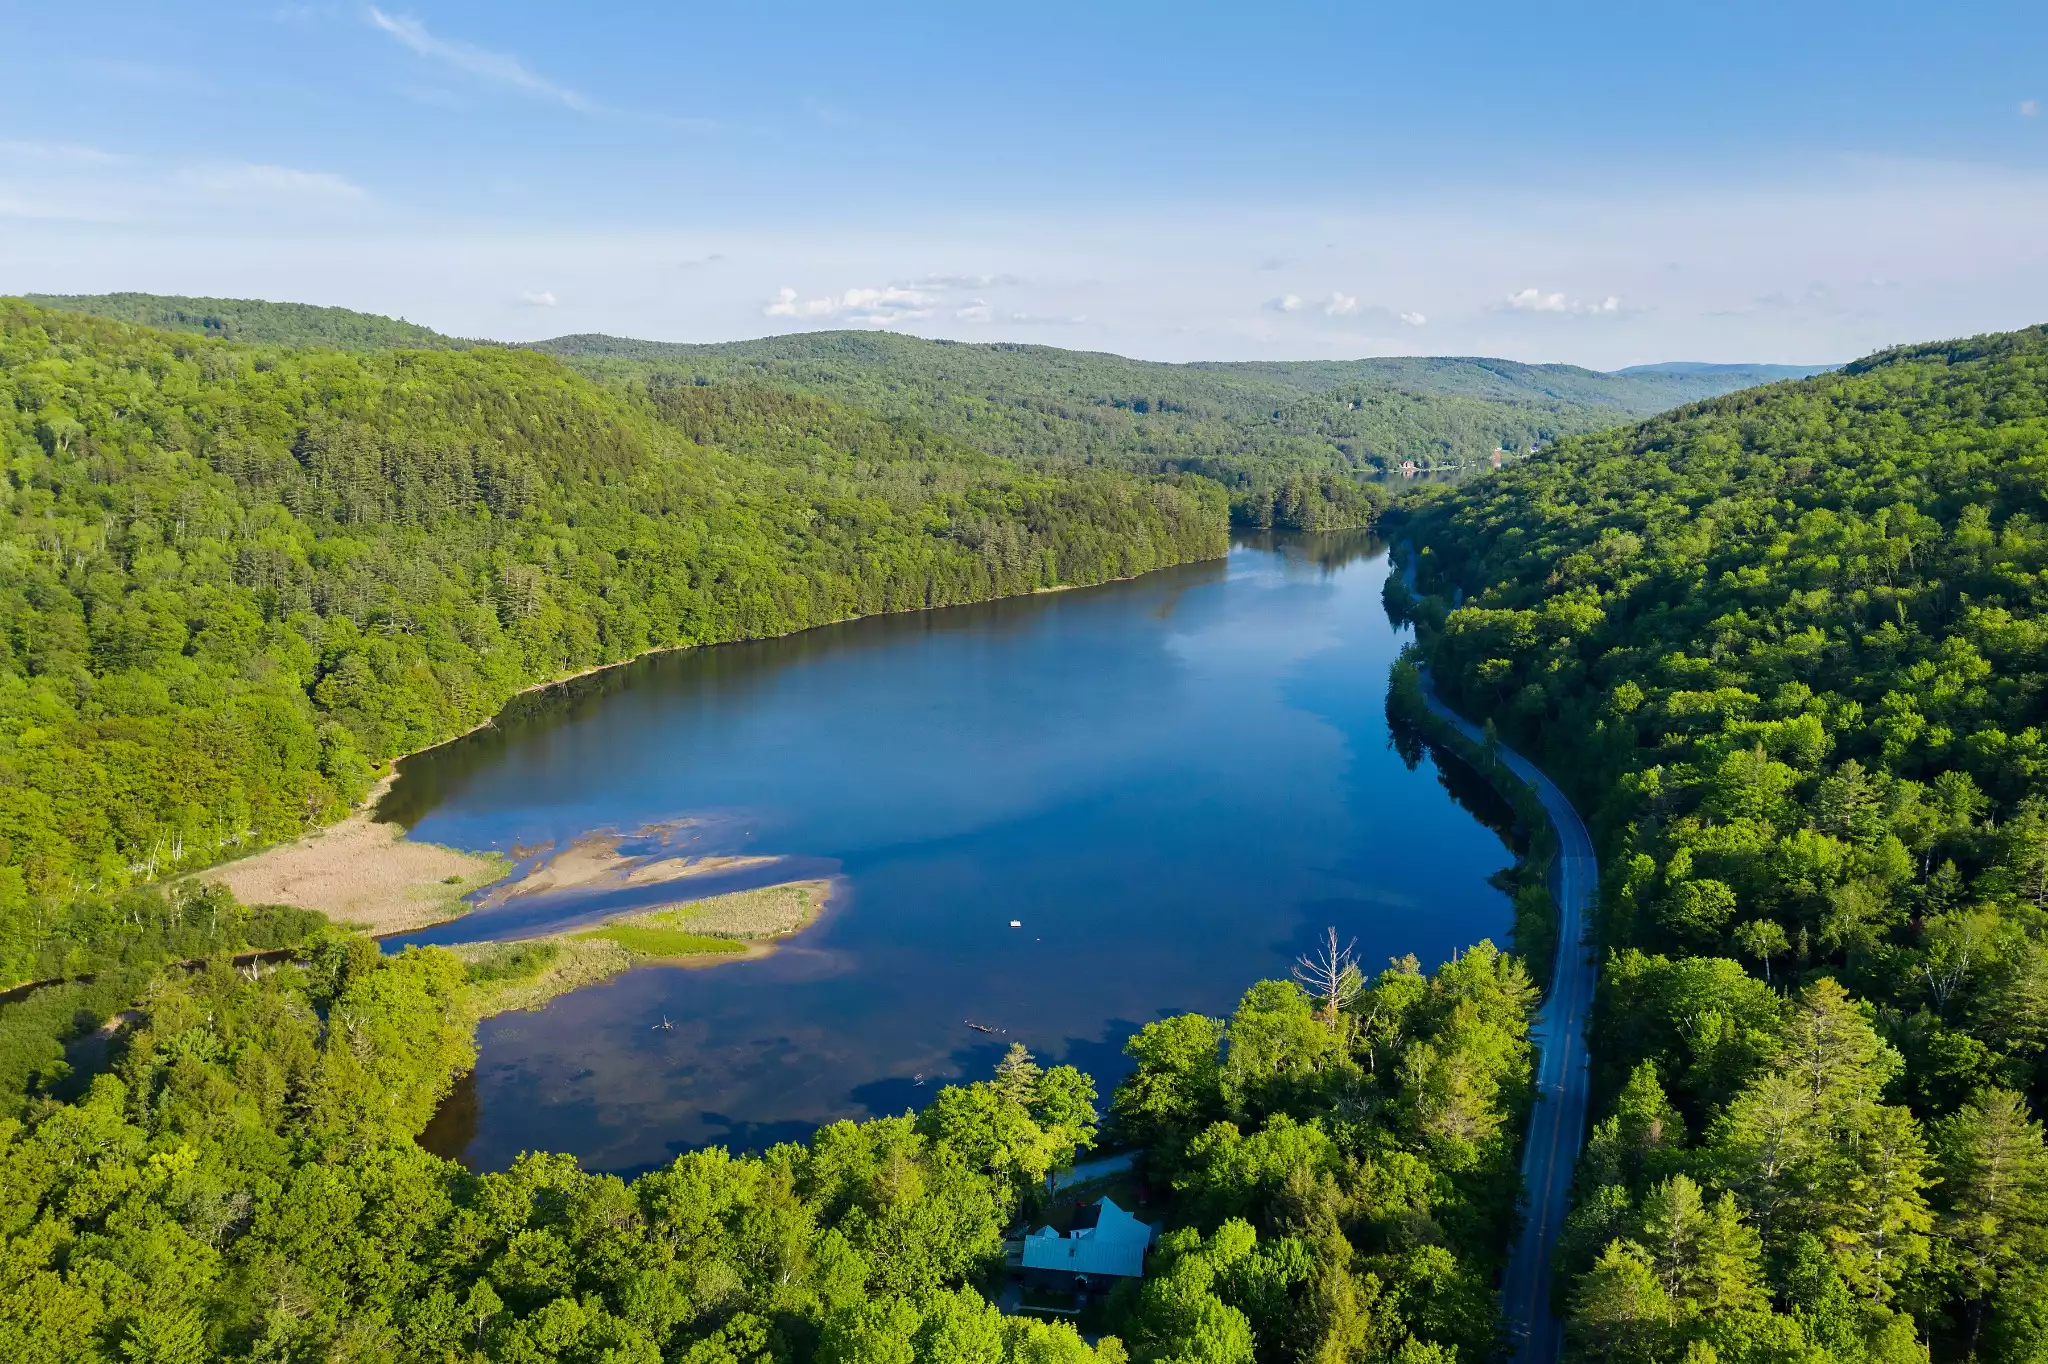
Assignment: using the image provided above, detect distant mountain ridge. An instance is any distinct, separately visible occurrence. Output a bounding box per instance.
[532,328,1832,415]
[19,292,1829,399]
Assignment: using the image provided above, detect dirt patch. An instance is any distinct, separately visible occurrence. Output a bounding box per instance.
[201,800,509,936]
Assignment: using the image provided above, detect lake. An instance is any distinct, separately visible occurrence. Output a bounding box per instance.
[391,532,1519,1174]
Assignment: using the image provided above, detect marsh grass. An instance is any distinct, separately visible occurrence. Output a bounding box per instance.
[625,880,827,940]
[454,937,632,1016]
[574,925,748,958]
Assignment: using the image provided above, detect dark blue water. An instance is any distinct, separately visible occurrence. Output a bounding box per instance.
[396,533,1518,1173]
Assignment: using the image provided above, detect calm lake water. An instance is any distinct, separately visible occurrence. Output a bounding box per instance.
[391,532,1518,1174]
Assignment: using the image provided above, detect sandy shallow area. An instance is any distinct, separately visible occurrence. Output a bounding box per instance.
[201,806,509,936]
[480,830,783,906]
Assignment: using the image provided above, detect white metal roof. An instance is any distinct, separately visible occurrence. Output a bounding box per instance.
[1019,1198,1151,1279]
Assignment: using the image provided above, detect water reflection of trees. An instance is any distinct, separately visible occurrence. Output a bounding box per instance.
[416,1068,478,1164]
[378,557,1230,828]
[1232,528,1387,576]
[1387,708,1522,854]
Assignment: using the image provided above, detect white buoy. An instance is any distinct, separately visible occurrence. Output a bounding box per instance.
[1010,920,1022,927]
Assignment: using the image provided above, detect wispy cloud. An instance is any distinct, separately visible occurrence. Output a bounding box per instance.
[1324,292,1358,317]
[1400,311,1427,326]
[518,289,558,307]
[2025,99,2039,117]
[1504,287,1621,316]
[180,162,368,201]
[1267,293,1304,313]
[366,7,592,111]
[0,139,124,166]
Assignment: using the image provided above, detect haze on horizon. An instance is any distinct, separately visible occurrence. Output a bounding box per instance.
[4,1,2044,368]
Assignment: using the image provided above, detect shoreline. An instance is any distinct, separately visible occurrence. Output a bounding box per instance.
[158,555,1212,939]
[197,773,511,938]
[460,879,834,1017]
[370,564,1181,810]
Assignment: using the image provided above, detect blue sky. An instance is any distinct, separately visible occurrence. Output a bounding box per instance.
[2,1,2044,365]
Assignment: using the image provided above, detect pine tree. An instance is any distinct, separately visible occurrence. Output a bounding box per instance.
[1938,1089,2048,1341]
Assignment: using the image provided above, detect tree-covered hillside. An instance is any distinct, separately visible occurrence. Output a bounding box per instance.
[27,295,1826,534]
[23,293,473,352]
[1397,322,2048,1364]
[0,301,1223,984]
[541,331,1826,529]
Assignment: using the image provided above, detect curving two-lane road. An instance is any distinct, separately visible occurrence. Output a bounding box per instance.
[1418,673,1597,1364]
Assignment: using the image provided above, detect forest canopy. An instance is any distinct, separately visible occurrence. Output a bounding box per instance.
[1400,322,2048,1364]
[30,294,1826,534]
[0,860,1538,1364]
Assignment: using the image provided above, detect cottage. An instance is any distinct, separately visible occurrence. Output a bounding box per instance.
[1018,1197,1155,1294]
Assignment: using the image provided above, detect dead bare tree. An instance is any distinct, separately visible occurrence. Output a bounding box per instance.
[1295,927,1364,1025]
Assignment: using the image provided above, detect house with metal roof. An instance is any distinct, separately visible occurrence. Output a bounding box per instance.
[1018,1197,1154,1291]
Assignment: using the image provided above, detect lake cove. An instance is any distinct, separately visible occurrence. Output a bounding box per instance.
[392,532,1522,1174]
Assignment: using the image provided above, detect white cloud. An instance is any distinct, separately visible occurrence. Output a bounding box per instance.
[764,284,936,324]
[1505,287,1622,316]
[366,7,592,111]
[518,289,557,306]
[1268,293,1304,312]
[1506,287,1568,312]
[180,163,368,200]
[2025,99,2039,117]
[1400,311,1427,326]
[955,301,993,322]
[1324,291,1358,316]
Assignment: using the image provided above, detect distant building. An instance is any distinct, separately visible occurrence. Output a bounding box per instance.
[1019,1197,1155,1292]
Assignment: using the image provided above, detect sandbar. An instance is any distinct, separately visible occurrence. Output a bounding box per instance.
[481,829,782,905]
[201,789,508,935]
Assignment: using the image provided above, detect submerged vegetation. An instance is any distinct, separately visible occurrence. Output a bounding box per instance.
[1402,323,2048,1363]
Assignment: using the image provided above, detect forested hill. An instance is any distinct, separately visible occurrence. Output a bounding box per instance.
[537,330,1821,416]
[27,294,1828,532]
[0,300,1223,984]
[542,331,1827,533]
[1396,322,2048,1364]
[23,291,474,351]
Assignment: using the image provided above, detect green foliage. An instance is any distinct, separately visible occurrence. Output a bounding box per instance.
[574,925,748,957]
[0,881,1534,1364]
[537,328,1811,530]
[1111,945,1535,1362]
[22,293,473,351]
[34,293,1822,539]
[1404,321,2048,1362]
[0,932,1135,1364]
[0,299,1224,983]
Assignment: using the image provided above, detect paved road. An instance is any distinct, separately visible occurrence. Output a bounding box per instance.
[1418,673,1596,1364]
